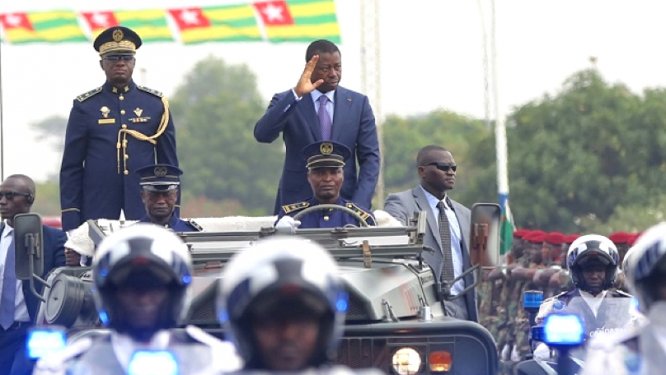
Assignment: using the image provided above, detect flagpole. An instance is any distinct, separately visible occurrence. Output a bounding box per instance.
[491,0,508,208]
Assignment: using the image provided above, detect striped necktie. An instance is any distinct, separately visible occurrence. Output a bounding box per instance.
[437,201,455,283]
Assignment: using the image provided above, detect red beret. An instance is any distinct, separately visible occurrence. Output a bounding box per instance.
[609,231,631,245]
[514,228,529,238]
[565,234,580,244]
[627,232,641,246]
[524,231,546,244]
[545,232,566,245]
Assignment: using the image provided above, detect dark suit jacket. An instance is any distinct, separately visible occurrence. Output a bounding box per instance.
[384,187,478,322]
[254,87,380,213]
[11,225,66,322]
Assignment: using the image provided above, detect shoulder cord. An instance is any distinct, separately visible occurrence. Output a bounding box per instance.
[116,96,170,174]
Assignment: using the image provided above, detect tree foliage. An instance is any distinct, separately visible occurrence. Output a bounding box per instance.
[506,69,666,231]
[169,56,284,216]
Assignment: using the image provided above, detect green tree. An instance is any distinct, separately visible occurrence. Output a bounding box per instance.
[169,56,284,216]
[506,69,666,231]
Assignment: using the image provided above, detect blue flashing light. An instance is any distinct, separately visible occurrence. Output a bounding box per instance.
[523,290,544,309]
[128,350,178,375]
[335,292,348,312]
[181,274,192,285]
[26,327,67,360]
[98,310,109,325]
[218,309,229,323]
[543,313,585,347]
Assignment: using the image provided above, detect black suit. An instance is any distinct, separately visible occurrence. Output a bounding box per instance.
[0,224,65,375]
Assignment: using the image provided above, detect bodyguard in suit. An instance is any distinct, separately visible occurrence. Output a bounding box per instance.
[384,145,478,321]
[276,141,376,229]
[60,26,178,232]
[0,174,66,375]
[254,39,380,213]
[136,164,200,232]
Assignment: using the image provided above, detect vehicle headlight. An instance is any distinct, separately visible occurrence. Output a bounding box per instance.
[391,347,422,375]
[26,326,67,360]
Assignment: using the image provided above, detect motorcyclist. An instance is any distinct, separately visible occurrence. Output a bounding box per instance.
[217,236,383,374]
[583,222,666,375]
[532,234,632,361]
[34,223,240,374]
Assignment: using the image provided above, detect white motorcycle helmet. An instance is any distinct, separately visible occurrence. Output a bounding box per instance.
[92,224,193,340]
[566,234,620,292]
[217,236,347,369]
[625,222,666,312]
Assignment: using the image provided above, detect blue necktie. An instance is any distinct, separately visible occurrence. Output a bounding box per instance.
[0,231,16,329]
[318,95,332,140]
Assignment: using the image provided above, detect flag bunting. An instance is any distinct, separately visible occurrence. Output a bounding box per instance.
[0,0,340,44]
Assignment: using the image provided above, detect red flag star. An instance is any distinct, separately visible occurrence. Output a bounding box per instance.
[254,1,293,26]
[0,13,33,30]
[169,8,210,30]
[82,11,119,30]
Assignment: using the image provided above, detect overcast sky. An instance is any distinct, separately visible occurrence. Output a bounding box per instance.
[1,0,665,181]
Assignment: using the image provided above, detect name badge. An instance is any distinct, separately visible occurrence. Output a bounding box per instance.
[98,118,116,125]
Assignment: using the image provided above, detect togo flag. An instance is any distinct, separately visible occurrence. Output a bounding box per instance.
[499,199,515,258]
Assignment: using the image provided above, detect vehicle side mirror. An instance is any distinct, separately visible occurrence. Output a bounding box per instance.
[469,203,500,268]
[14,213,45,279]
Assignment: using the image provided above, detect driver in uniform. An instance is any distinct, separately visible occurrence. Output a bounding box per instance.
[275,141,375,229]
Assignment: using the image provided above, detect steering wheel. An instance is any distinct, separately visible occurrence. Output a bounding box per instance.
[292,204,370,227]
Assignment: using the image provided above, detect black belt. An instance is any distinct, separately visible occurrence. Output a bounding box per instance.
[0,321,30,332]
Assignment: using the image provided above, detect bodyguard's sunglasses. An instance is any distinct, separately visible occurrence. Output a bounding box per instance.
[102,55,135,62]
[0,191,31,200]
[423,162,457,172]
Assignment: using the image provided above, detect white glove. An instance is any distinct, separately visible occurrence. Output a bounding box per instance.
[275,216,301,233]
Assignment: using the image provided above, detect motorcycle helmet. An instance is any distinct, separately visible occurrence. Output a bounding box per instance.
[92,223,192,340]
[566,234,619,292]
[217,236,347,370]
[625,222,666,312]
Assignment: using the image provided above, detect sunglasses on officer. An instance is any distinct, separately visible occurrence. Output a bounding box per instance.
[102,54,135,62]
[423,162,457,172]
[0,191,31,200]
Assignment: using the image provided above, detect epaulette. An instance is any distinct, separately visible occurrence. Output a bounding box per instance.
[281,201,310,214]
[188,219,204,232]
[137,85,164,98]
[610,289,633,298]
[345,202,376,225]
[75,86,102,102]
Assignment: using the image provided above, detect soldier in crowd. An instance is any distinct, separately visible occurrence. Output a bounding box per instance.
[217,236,383,374]
[275,141,376,230]
[532,231,567,298]
[60,26,179,232]
[135,164,200,232]
[34,224,240,375]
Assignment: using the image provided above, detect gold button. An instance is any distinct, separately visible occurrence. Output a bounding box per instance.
[119,95,124,100]
[323,216,329,221]
[120,109,126,115]
[124,154,129,159]
[121,124,127,129]
[124,170,129,175]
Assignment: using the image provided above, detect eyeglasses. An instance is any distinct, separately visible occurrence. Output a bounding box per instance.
[102,55,134,62]
[0,191,30,200]
[424,162,457,172]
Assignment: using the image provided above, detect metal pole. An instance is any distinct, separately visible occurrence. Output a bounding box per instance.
[491,0,509,207]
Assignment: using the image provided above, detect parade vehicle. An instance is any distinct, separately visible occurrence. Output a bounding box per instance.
[14,204,501,375]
